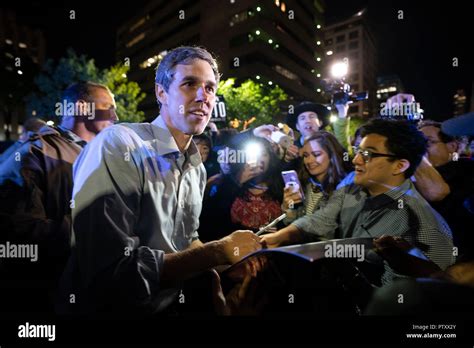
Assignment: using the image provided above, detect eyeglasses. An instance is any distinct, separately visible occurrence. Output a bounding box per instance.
[353,147,399,163]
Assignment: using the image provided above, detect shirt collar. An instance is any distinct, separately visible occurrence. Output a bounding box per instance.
[150,115,202,168]
[309,177,325,191]
[363,179,413,209]
[56,125,87,147]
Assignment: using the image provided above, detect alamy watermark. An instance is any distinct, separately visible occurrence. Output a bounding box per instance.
[55,99,96,119]
[217,147,248,164]
[380,101,422,117]
[0,241,38,262]
[18,322,55,341]
[324,241,365,262]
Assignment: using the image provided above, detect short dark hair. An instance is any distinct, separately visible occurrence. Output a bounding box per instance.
[194,133,212,149]
[155,46,220,106]
[61,81,110,104]
[418,120,456,143]
[360,119,427,178]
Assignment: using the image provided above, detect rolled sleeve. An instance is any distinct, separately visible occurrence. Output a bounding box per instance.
[292,187,345,239]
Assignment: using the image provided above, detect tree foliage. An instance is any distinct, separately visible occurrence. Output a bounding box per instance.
[25,49,146,123]
[217,78,287,129]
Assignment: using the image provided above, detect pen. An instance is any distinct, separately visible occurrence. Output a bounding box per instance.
[256,213,287,236]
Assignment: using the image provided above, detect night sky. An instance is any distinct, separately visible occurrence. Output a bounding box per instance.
[6,0,474,120]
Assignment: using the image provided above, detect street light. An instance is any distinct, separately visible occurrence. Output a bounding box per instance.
[330,61,348,79]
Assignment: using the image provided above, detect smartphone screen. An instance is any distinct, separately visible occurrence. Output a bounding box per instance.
[281,170,305,200]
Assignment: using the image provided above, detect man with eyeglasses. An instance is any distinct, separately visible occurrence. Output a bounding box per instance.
[262,119,454,284]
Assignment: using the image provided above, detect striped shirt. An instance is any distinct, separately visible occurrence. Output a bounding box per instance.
[292,180,455,283]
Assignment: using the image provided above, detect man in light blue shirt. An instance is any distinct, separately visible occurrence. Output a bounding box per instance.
[58,47,261,315]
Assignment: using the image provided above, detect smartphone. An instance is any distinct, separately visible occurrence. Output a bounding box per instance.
[281,170,305,200]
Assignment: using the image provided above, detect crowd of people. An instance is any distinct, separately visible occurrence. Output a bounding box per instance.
[0,46,473,317]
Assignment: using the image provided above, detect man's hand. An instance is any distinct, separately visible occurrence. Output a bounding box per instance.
[211,269,265,315]
[335,103,349,119]
[283,144,299,162]
[252,124,279,141]
[282,185,303,210]
[373,235,441,277]
[386,93,416,105]
[261,231,284,249]
[219,230,262,265]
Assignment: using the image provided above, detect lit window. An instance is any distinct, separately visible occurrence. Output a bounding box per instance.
[129,17,148,33]
[126,32,145,48]
[139,50,168,69]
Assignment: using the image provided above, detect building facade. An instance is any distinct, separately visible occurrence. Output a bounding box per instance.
[116,0,327,121]
[322,9,377,118]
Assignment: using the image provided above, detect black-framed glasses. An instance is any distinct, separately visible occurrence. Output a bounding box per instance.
[353,146,399,163]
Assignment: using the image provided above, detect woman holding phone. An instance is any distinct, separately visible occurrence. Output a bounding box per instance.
[199,136,284,242]
[282,131,351,226]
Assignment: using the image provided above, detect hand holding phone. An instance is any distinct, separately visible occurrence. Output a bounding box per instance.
[281,170,305,201]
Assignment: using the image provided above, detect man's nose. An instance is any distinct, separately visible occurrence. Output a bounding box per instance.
[352,152,364,166]
[196,85,211,103]
[110,108,119,123]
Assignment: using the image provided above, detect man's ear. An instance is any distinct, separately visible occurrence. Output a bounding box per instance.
[394,159,410,176]
[446,140,458,154]
[316,118,323,129]
[155,84,167,106]
[295,122,301,133]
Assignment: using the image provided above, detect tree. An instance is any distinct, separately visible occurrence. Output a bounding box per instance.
[217,78,287,129]
[25,49,146,123]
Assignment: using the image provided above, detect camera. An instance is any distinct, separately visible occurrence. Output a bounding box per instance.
[322,60,369,105]
[321,78,369,105]
[271,130,293,150]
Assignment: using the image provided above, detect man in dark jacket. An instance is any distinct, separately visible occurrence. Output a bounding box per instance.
[0,81,117,315]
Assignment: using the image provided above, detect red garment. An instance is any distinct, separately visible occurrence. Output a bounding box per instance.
[230,190,282,230]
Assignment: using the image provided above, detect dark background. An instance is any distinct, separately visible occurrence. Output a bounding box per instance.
[5,0,474,119]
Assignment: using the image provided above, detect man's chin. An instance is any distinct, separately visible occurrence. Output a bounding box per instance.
[184,126,207,136]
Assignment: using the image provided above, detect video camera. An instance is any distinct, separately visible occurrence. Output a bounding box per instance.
[321,60,369,105]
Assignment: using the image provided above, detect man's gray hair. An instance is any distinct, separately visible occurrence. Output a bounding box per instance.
[155,46,220,105]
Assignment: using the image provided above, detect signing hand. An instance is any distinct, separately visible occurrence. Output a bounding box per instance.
[220,230,262,265]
